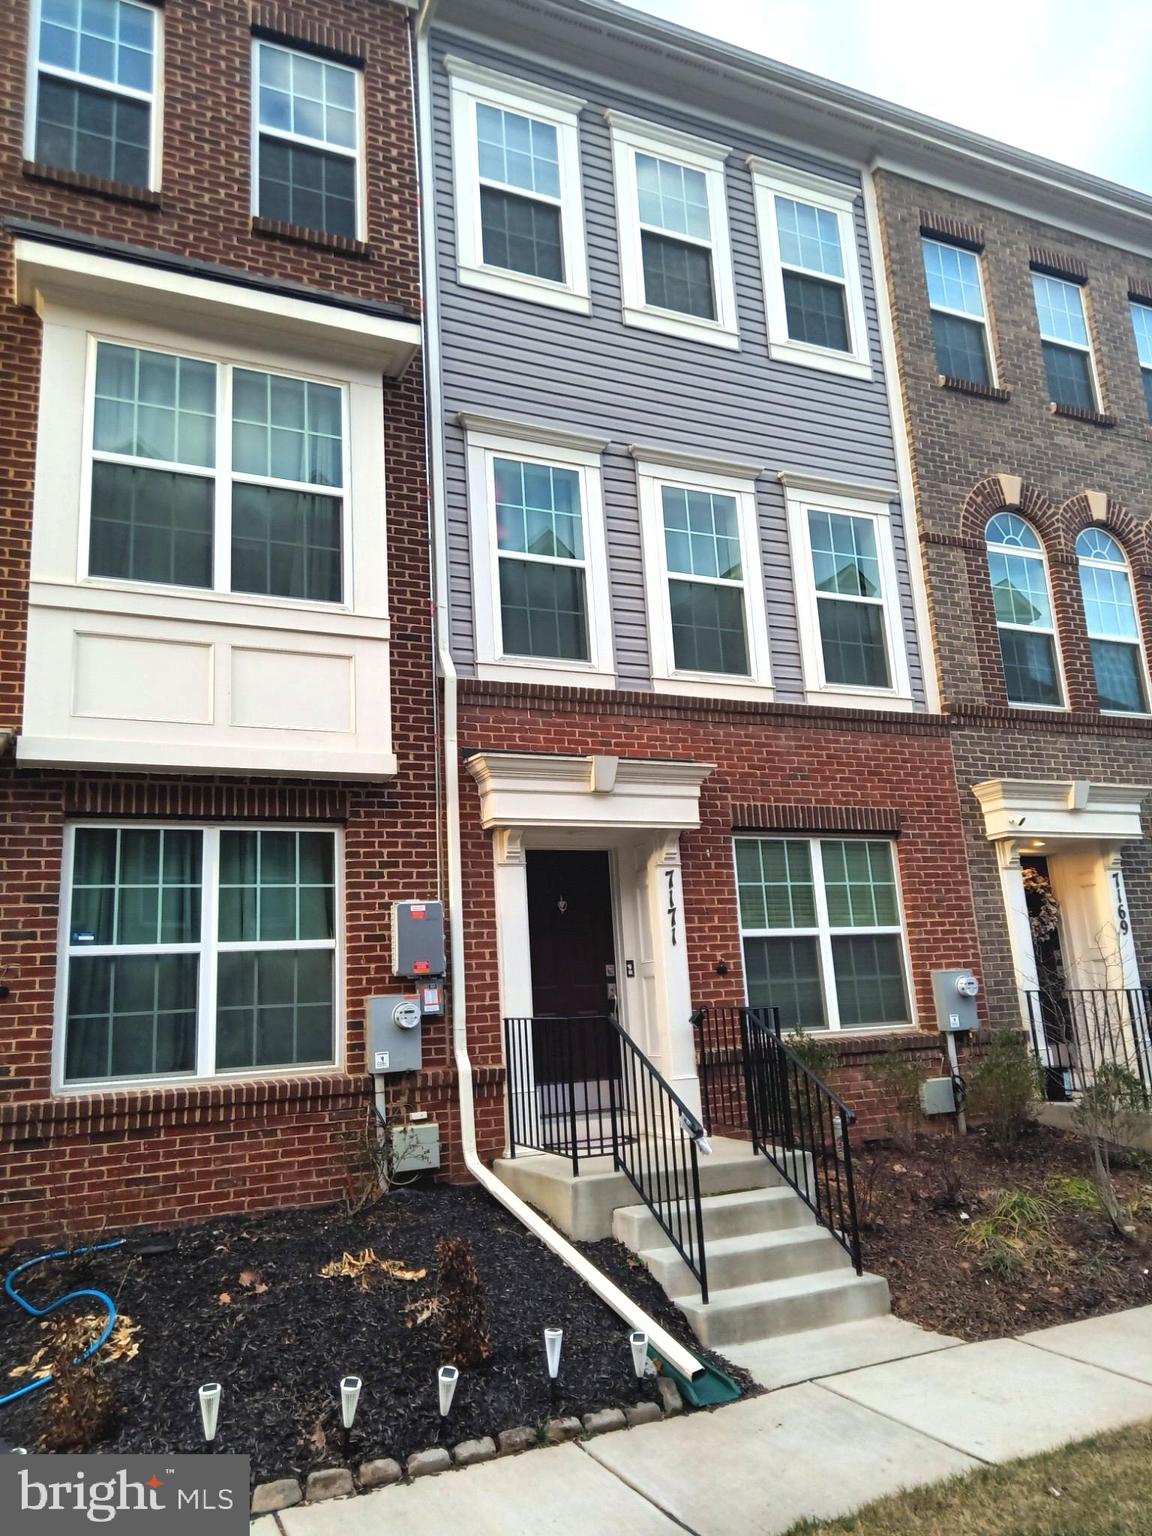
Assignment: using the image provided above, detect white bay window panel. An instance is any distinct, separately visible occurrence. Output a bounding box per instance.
[464,422,614,687]
[17,251,410,778]
[734,836,914,1033]
[57,823,342,1090]
[636,459,772,699]
[447,57,589,314]
[607,112,738,348]
[784,479,912,709]
[750,159,871,380]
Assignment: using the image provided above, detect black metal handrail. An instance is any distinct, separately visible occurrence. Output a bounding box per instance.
[503,1012,709,1302]
[694,1006,862,1274]
[1024,987,1152,1100]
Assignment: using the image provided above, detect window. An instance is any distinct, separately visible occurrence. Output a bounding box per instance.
[735,837,912,1032]
[750,160,870,379]
[60,825,339,1086]
[1130,300,1152,420]
[785,481,912,705]
[985,513,1063,707]
[636,459,771,697]
[254,40,361,239]
[28,0,159,187]
[465,423,614,685]
[1031,272,1097,410]
[608,113,738,347]
[87,340,345,603]
[922,238,993,386]
[1076,528,1148,714]
[447,58,589,313]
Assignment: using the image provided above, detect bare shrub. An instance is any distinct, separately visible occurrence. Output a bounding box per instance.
[966,1029,1041,1145]
[435,1237,491,1369]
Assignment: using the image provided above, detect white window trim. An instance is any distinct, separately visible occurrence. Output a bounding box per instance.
[921,236,998,388]
[25,0,165,191]
[749,158,871,381]
[1031,271,1102,411]
[250,37,365,242]
[606,111,738,349]
[635,457,772,700]
[52,821,345,1094]
[784,481,913,709]
[733,835,917,1034]
[465,425,615,688]
[1076,534,1152,719]
[80,332,353,610]
[446,56,589,315]
[984,516,1067,711]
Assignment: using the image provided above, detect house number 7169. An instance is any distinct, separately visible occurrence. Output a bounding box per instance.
[1113,871,1130,936]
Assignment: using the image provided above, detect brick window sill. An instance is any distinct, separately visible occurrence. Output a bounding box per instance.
[939,375,1010,402]
[22,160,162,209]
[251,216,373,258]
[1049,401,1116,428]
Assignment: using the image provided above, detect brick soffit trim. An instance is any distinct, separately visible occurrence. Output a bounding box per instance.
[1029,245,1088,282]
[919,208,984,250]
[248,3,369,64]
[63,780,351,821]
[730,803,903,835]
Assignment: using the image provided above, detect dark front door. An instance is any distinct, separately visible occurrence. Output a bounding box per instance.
[527,849,619,1088]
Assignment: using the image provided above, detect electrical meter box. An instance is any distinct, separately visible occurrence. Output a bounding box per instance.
[931,968,980,1034]
[392,901,446,979]
[368,994,423,1073]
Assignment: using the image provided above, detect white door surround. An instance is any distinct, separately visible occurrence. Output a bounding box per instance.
[972,778,1151,1016]
[466,752,715,1132]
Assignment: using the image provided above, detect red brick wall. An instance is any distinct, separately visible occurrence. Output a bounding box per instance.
[0,1,466,1248]
[455,682,984,1130]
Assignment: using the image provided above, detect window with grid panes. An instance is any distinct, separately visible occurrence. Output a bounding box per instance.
[1031,272,1096,409]
[808,509,891,688]
[735,837,910,1032]
[921,238,992,386]
[88,341,344,603]
[635,153,717,319]
[476,102,564,282]
[985,513,1062,706]
[1076,528,1148,714]
[494,455,589,661]
[775,195,850,351]
[255,42,359,238]
[661,486,749,674]
[62,826,337,1084]
[1130,301,1152,420]
[31,0,157,186]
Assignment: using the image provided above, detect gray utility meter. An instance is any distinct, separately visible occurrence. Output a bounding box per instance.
[931,968,980,1034]
[368,994,423,1073]
[392,900,446,979]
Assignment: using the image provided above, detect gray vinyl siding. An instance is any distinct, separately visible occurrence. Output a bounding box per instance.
[433,34,926,705]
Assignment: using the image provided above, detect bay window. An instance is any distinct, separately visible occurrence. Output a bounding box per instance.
[61,825,339,1086]
[735,836,912,1032]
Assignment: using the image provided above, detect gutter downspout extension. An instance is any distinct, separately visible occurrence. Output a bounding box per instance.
[411,1,701,1383]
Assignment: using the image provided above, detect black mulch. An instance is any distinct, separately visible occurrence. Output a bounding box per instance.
[0,1185,748,1483]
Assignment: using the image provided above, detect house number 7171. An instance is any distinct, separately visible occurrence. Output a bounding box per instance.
[666,869,678,947]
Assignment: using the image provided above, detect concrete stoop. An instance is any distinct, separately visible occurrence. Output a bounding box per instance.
[495,1137,891,1351]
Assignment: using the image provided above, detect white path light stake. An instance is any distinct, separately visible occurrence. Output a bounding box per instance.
[198,1383,221,1447]
[630,1330,649,1380]
[340,1376,362,1431]
[544,1327,563,1381]
[438,1365,459,1418]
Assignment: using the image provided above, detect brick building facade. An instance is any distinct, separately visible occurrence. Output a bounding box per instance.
[0,0,479,1246]
[875,169,1152,1058]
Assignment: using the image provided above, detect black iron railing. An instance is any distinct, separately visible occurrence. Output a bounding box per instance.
[693,1006,862,1274]
[1024,987,1152,1100]
[503,1012,709,1301]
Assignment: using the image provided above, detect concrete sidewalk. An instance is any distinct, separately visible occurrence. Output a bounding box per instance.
[263,1305,1152,1536]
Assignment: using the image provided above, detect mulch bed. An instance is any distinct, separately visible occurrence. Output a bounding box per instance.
[0,1184,746,1482]
[857,1124,1152,1340]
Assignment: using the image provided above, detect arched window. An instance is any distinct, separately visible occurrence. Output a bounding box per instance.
[985,513,1062,706]
[1076,528,1148,713]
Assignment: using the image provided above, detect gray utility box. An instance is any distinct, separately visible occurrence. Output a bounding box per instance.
[931,968,980,1034]
[389,1122,440,1173]
[392,900,446,978]
[919,1076,957,1116]
[368,994,423,1073]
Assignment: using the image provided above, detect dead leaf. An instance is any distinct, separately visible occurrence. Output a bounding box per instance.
[252,1283,269,1295]
[403,1295,442,1329]
[239,1268,262,1289]
[8,1313,139,1377]
[320,1249,427,1292]
[218,1293,232,1306]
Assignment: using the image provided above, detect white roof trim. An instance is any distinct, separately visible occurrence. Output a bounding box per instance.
[466,751,714,831]
[777,470,900,504]
[457,411,611,454]
[628,443,767,481]
[972,779,1152,845]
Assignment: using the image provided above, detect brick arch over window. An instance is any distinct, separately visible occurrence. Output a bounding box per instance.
[958,474,1059,544]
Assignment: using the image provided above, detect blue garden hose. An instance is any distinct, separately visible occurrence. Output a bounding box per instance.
[0,1241,124,1408]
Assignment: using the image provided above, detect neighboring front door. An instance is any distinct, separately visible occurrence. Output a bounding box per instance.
[526,849,619,1091]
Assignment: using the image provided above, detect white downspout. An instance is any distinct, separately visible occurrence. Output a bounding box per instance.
[410,2,702,1382]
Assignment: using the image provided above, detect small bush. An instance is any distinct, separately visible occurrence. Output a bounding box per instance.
[435,1236,491,1369]
[870,1042,924,1149]
[962,1186,1056,1274]
[966,1029,1041,1144]
[37,1316,120,1453]
[1073,1063,1149,1238]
